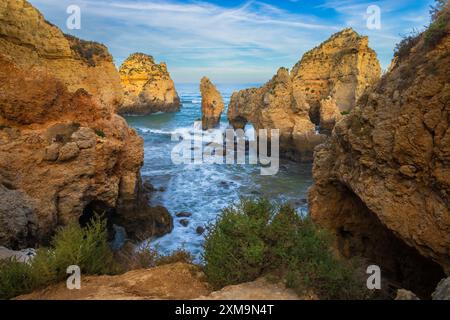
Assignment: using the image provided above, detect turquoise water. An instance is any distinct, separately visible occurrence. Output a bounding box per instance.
[125,84,313,260]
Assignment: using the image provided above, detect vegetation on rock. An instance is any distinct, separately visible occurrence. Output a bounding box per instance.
[202,198,369,300]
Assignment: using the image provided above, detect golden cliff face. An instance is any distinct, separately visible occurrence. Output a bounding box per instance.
[0,0,123,109]
[291,28,381,114]
[118,53,181,115]
[200,77,224,130]
[0,1,172,248]
[309,10,450,296]
[228,29,379,161]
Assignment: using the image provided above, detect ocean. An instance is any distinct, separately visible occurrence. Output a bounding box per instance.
[124,83,313,261]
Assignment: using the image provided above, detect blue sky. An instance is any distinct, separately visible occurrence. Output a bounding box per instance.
[29,0,435,84]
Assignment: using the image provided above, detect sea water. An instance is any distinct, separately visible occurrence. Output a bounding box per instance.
[125,84,313,261]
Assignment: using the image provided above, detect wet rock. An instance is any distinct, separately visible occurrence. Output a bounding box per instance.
[143,181,156,193]
[176,212,192,218]
[180,219,189,227]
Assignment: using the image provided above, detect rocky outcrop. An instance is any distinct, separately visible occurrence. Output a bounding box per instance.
[0,0,123,109]
[200,77,224,130]
[309,11,450,297]
[228,29,380,161]
[0,1,172,248]
[228,68,325,162]
[118,53,181,115]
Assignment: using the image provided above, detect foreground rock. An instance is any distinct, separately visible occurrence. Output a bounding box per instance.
[118,53,181,115]
[0,1,172,248]
[198,278,312,300]
[200,77,224,130]
[17,263,308,300]
[0,0,123,109]
[432,278,450,300]
[228,29,380,161]
[309,11,450,297]
[17,263,210,300]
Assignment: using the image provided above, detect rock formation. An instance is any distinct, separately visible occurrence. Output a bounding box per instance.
[291,28,381,116]
[228,68,324,161]
[228,28,380,161]
[318,97,342,134]
[0,0,123,109]
[309,11,450,297]
[16,262,310,300]
[118,53,181,115]
[0,1,172,248]
[200,77,225,130]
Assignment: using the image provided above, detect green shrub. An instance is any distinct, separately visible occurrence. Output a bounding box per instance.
[95,129,106,138]
[0,216,117,300]
[203,198,369,300]
[424,11,449,48]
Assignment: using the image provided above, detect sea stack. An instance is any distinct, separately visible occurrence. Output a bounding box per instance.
[200,77,225,130]
[228,28,381,161]
[118,53,181,115]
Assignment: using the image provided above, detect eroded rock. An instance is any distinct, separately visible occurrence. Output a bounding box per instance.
[309,11,450,297]
[118,53,181,115]
[200,77,224,130]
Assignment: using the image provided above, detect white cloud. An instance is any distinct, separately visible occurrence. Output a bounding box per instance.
[28,0,433,83]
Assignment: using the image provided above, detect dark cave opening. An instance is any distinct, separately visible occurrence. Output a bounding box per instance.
[80,200,117,241]
[333,184,446,299]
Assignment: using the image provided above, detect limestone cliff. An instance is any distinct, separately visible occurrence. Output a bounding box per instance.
[118,53,181,115]
[309,10,450,297]
[228,29,380,161]
[0,0,123,109]
[200,77,224,130]
[292,28,381,116]
[0,1,172,248]
[228,68,324,161]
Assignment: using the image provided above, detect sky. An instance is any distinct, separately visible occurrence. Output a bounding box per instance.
[29,0,435,84]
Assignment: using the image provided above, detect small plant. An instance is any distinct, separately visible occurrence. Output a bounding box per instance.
[341,111,350,116]
[424,11,449,48]
[203,198,369,300]
[0,125,11,130]
[95,129,106,138]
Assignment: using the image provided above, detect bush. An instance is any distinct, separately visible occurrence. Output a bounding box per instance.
[424,11,449,48]
[95,129,106,138]
[394,31,421,60]
[203,198,369,300]
[0,216,117,300]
